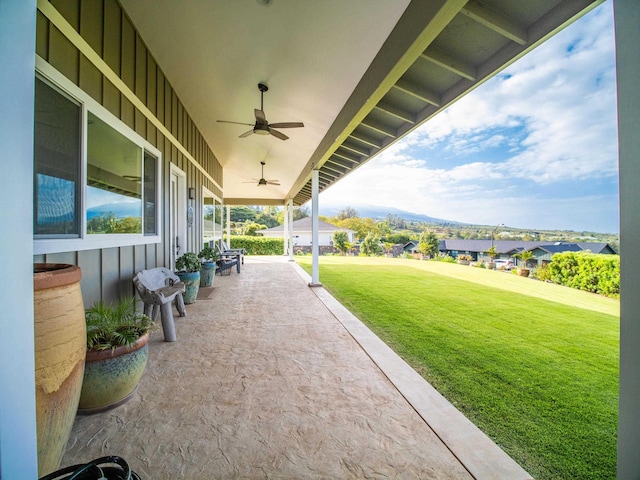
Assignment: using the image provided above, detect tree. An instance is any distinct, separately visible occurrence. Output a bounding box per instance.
[337,217,380,242]
[485,246,498,263]
[337,206,358,220]
[516,250,533,268]
[360,232,383,256]
[332,231,351,255]
[382,233,412,245]
[254,212,280,228]
[230,206,257,222]
[242,221,267,236]
[418,230,439,258]
[385,214,406,229]
[293,206,310,220]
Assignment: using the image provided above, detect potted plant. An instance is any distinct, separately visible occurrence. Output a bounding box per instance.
[457,254,470,265]
[175,252,201,304]
[198,245,219,287]
[515,250,534,277]
[78,297,155,413]
[485,246,498,269]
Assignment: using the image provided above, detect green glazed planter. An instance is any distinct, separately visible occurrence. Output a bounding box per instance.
[177,271,200,304]
[78,333,149,414]
[200,262,216,287]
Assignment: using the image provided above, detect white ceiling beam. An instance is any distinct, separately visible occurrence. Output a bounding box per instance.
[340,141,370,157]
[361,118,397,138]
[374,101,416,124]
[328,156,356,170]
[393,79,441,107]
[421,47,476,81]
[461,1,528,46]
[349,130,382,149]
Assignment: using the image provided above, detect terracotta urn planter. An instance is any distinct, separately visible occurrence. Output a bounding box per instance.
[78,333,150,413]
[33,263,86,477]
[517,268,530,277]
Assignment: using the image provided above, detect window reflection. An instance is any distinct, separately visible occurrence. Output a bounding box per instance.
[86,113,142,234]
[34,78,81,236]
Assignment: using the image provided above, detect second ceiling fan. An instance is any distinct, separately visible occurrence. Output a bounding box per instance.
[217,83,304,141]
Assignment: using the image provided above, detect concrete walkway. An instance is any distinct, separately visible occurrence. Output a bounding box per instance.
[62,256,531,479]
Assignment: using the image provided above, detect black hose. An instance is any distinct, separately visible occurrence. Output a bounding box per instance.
[38,456,141,480]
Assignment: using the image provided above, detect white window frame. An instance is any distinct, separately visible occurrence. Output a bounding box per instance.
[34,59,162,255]
[202,185,223,246]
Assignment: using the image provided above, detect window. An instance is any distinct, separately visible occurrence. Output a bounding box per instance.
[34,78,82,237]
[202,188,222,245]
[33,72,160,254]
[86,112,143,234]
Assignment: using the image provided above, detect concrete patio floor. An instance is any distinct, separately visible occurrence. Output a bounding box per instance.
[62,256,531,479]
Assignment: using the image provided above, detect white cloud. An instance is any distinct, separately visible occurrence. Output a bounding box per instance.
[320,2,619,233]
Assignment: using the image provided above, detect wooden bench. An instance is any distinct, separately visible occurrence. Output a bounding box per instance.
[133,267,186,342]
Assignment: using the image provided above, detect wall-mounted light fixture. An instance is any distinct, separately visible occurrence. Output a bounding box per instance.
[188,187,196,199]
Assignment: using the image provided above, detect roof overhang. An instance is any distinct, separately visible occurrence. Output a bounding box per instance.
[120,0,604,206]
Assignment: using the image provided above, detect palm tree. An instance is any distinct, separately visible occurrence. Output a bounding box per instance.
[515,250,534,277]
[485,245,498,269]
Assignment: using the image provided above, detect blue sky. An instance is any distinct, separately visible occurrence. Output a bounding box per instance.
[319,2,619,234]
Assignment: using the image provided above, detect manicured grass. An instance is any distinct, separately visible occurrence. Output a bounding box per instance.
[297,256,619,480]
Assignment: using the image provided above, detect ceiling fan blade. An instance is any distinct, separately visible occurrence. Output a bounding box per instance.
[217,120,253,126]
[268,128,289,141]
[269,122,304,129]
[266,180,281,185]
[239,129,254,138]
[254,109,267,124]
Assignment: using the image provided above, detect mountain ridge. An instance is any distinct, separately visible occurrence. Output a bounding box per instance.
[319,204,462,225]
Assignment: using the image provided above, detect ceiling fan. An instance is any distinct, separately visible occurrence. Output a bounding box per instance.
[217,83,304,140]
[244,161,280,187]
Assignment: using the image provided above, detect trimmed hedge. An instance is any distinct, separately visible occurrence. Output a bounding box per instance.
[548,251,620,298]
[228,236,284,255]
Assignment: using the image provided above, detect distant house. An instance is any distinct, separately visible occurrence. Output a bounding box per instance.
[257,217,355,247]
[403,240,419,254]
[438,239,616,267]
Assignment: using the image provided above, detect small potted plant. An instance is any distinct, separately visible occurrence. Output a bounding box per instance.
[79,297,155,413]
[457,254,470,265]
[175,252,201,304]
[198,245,219,287]
[515,250,534,277]
[485,246,498,269]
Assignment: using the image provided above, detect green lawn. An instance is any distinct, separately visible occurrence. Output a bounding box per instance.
[297,256,619,480]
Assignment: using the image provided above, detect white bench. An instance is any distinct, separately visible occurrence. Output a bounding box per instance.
[133,267,186,342]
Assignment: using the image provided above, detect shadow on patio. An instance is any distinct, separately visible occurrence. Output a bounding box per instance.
[62,256,530,479]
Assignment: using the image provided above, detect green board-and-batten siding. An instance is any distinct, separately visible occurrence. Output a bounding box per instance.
[34,0,223,307]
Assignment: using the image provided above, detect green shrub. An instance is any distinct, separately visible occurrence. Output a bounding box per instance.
[360,232,384,256]
[228,236,284,255]
[548,251,619,298]
[532,263,552,282]
[433,253,456,263]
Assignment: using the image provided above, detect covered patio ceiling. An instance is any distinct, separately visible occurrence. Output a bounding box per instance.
[121,0,604,206]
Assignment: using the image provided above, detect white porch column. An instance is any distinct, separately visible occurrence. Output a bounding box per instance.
[283,202,289,256]
[310,170,321,286]
[615,1,640,477]
[288,199,294,261]
[226,205,231,245]
[0,0,38,477]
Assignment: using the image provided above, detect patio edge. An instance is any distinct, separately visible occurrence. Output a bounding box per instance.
[291,261,533,480]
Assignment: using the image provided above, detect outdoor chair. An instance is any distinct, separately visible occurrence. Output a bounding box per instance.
[133,267,186,342]
[220,240,245,264]
[214,242,241,274]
